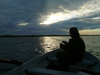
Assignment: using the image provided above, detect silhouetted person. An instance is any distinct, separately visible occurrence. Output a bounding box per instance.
[56,27,85,69]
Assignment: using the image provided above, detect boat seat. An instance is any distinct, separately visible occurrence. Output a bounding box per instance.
[75,59,94,68]
[76,59,94,65]
[49,57,58,61]
[29,67,81,75]
[49,57,95,69]
[49,57,94,64]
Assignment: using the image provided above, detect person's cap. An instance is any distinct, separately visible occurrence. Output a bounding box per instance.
[69,27,79,33]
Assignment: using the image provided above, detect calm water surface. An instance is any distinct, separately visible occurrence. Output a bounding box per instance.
[0,36,100,63]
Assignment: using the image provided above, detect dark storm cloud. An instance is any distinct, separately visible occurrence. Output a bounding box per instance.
[0,0,48,35]
[0,0,47,24]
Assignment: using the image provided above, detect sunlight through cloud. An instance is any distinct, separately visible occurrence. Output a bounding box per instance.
[92,17,100,19]
[40,0,100,25]
[18,23,28,26]
[40,12,74,25]
[40,12,78,25]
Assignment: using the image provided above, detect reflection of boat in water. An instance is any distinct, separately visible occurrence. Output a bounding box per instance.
[4,49,100,75]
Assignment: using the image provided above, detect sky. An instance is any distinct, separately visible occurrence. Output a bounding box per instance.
[0,0,100,35]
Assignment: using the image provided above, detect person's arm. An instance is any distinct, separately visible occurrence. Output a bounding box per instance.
[60,41,68,50]
[62,41,68,45]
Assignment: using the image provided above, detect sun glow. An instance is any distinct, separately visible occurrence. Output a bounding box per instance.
[40,12,67,25]
[40,12,76,25]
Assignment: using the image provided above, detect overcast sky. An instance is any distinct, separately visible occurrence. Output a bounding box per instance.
[0,0,100,35]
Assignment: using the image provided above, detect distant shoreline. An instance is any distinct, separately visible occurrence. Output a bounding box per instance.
[0,35,100,37]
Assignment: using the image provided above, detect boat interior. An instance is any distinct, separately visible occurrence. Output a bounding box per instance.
[24,51,100,75]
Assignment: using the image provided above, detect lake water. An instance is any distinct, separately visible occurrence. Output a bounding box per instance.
[0,36,100,74]
[0,36,100,63]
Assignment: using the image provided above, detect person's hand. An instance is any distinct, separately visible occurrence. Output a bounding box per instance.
[62,41,68,45]
[60,43,64,49]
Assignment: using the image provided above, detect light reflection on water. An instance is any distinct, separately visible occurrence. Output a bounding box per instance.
[39,36,71,53]
[40,37,60,53]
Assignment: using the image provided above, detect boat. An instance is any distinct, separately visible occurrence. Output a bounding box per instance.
[4,49,100,75]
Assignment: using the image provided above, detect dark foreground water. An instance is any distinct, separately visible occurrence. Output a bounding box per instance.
[0,36,100,74]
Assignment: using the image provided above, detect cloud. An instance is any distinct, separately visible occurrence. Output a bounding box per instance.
[40,0,100,25]
[0,0,100,35]
[18,23,28,26]
[0,0,47,25]
[0,0,48,34]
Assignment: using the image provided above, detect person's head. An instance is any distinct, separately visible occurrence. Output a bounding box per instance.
[69,27,79,37]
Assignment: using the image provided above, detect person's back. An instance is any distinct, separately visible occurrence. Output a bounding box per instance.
[67,36,85,64]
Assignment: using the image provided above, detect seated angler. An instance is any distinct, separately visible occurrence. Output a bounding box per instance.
[56,27,85,69]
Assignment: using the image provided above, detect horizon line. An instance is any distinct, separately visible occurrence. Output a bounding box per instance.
[0,35,100,37]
